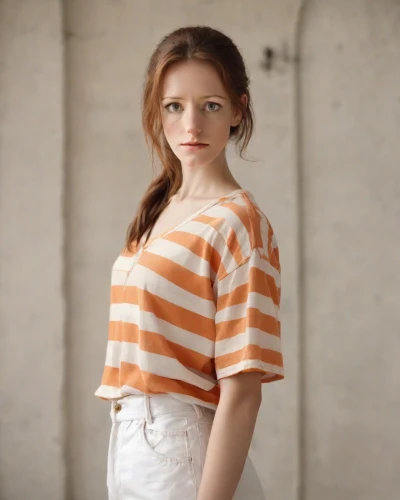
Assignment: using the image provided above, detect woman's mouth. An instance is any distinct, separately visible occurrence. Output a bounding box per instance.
[181,143,208,150]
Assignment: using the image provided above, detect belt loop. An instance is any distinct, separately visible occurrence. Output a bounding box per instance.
[192,404,203,418]
[144,395,153,424]
[110,402,115,422]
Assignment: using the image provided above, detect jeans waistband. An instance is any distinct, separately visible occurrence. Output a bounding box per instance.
[109,393,215,424]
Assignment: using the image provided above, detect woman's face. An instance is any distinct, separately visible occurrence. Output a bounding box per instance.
[160,59,245,168]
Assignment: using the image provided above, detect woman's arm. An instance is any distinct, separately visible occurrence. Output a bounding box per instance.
[196,371,263,500]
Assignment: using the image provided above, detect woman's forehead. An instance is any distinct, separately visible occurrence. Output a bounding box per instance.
[161,60,226,98]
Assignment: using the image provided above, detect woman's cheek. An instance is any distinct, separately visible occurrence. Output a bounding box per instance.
[162,116,179,140]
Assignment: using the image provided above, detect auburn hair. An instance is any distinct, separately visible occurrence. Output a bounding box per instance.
[125,25,255,252]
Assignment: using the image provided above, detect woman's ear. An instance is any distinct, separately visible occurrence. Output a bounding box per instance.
[231,93,248,127]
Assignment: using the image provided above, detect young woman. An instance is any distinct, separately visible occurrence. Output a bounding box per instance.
[95,25,284,500]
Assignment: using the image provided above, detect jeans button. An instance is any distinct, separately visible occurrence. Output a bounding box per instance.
[114,403,122,413]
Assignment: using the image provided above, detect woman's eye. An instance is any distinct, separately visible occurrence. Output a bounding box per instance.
[164,102,221,113]
[205,102,221,112]
[165,103,181,112]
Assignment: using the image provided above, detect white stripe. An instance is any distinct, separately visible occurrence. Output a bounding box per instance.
[161,220,239,280]
[109,305,214,356]
[187,217,232,243]
[111,251,144,285]
[111,269,128,286]
[109,302,139,322]
[215,328,282,357]
[178,219,237,276]
[112,255,135,272]
[126,264,216,318]
[258,256,281,288]
[105,341,215,391]
[94,385,122,399]
[216,249,281,293]
[217,360,284,380]
[179,219,239,276]
[230,196,248,208]
[105,340,121,367]
[145,237,213,279]
[215,292,279,323]
[207,204,252,260]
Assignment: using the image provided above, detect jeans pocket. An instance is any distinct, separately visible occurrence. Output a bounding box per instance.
[140,415,193,464]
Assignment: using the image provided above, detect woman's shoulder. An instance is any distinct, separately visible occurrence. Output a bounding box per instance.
[213,189,278,262]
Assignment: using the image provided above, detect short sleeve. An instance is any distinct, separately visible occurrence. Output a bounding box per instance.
[214,246,284,383]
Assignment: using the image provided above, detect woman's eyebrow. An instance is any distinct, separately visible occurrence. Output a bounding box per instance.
[161,95,227,101]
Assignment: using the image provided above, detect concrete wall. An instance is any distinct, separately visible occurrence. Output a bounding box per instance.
[0,1,66,500]
[299,2,400,499]
[0,1,399,499]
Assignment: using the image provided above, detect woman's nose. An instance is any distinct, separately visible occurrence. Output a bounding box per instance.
[186,124,201,136]
[183,107,202,135]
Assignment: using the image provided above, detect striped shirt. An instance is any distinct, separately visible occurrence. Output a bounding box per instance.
[95,189,284,410]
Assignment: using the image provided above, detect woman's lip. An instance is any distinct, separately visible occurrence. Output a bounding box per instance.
[182,144,209,150]
[182,143,208,146]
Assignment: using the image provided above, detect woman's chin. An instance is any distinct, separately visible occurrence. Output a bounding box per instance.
[176,152,216,168]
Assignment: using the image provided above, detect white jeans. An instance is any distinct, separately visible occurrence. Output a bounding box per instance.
[107,393,265,499]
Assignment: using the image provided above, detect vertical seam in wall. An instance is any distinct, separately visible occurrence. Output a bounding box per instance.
[60,1,71,499]
[293,1,308,500]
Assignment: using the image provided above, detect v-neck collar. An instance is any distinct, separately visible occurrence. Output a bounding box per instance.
[139,188,249,250]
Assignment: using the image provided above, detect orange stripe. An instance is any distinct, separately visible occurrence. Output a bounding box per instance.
[267,221,274,255]
[165,226,219,261]
[111,284,136,303]
[225,226,244,267]
[184,214,228,277]
[220,200,251,260]
[242,197,260,247]
[108,323,215,375]
[142,289,216,339]
[216,309,280,339]
[138,251,214,300]
[269,246,281,273]
[118,362,221,406]
[110,287,215,339]
[217,267,279,307]
[216,345,283,370]
[101,366,120,387]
